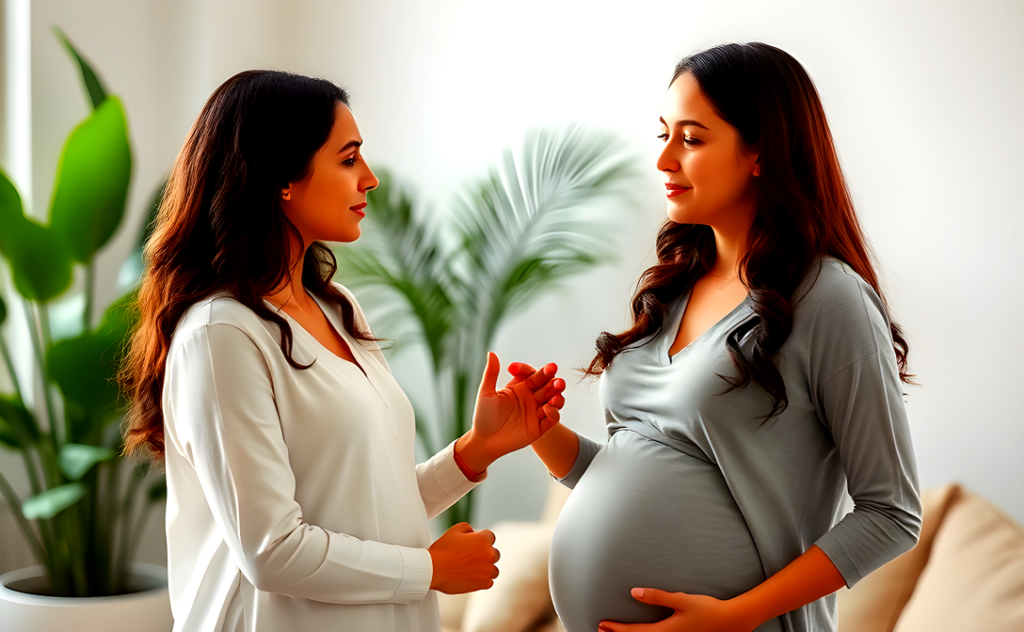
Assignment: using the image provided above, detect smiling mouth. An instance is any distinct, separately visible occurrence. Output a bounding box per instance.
[665,183,692,198]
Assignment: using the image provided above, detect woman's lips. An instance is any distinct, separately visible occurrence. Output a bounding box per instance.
[350,202,367,216]
[665,183,692,198]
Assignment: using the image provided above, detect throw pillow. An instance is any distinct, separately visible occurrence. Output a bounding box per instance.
[836,483,961,632]
[893,488,1024,632]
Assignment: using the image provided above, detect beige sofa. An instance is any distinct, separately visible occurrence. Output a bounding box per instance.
[439,482,1024,632]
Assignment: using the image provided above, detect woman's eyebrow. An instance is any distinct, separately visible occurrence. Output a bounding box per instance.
[659,116,709,130]
[337,140,362,153]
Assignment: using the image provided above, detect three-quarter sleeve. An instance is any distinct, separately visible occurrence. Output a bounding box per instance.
[554,432,603,489]
[808,273,923,587]
[164,322,433,605]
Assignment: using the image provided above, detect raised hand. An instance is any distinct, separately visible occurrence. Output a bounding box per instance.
[427,522,500,594]
[456,352,566,473]
[598,588,756,632]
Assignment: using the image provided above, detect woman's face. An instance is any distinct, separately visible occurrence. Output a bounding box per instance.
[280,103,378,246]
[657,72,760,229]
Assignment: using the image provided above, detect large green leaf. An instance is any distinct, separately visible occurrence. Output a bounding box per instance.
[59,443,116,481]
[48,314,127,417]
[0,168,22,252]
[53,27,108,110]
[47,288,137,438]
[0,394,40,448]
[47,333,118,412]
[0,215,74,303]
[49,97,132,265]
[0,168,75,302]
[22,483,87,520]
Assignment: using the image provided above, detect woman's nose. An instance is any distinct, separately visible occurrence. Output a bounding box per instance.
[656,142,679,173]
[361,164,380,192]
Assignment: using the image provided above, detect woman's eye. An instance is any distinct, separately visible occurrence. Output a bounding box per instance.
[656,133,669,141]
[342,155,359,166]
[683,137,702,145]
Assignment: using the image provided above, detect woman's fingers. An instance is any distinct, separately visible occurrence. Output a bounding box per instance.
[522,363,557,390]
[541,403,561,422]
[507,361,535,376]
[533,378,566,405]
[630,587,688,608]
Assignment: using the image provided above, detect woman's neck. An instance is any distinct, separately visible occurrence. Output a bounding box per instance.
[264,242,317,313]
[709,208,754,282]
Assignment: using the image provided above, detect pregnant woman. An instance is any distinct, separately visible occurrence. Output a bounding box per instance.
[524,43,922,632]
[118,71,566,632]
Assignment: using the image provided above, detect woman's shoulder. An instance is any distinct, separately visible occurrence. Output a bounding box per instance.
[789,256,892,346]
[326,281,361,309]
[795,256,881,311]
[170,291,270,349]
[324,281,371,327]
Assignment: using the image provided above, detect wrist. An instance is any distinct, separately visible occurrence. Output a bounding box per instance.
[454,432,493,481]
[728,590,770,631]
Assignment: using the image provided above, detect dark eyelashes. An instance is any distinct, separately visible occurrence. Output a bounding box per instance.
[656,133,701,145]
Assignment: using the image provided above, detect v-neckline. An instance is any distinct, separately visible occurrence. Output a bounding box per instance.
[263,291,367,376]
[662,288,749,365]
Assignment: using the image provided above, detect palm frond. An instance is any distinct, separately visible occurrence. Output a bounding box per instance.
[453,124,639,347]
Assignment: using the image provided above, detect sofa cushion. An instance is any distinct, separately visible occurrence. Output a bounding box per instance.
[462,521,556,632]
[836,483,961,632]
[893,488,1024,632]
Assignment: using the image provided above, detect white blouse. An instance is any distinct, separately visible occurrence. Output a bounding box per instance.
[162,283,480,632]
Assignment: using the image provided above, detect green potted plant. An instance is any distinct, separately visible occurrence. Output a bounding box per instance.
[0,29,169,631]
[334,125,639,528]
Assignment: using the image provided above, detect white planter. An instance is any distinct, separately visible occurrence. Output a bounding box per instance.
[0,562,173,632]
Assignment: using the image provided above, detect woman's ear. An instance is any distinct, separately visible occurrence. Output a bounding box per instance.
[281,187,292,201]
[752,155,761,177]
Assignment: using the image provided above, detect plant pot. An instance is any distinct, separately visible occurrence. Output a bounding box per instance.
[0,562,173,632]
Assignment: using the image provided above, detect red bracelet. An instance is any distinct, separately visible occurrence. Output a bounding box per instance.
[453,446,486,482]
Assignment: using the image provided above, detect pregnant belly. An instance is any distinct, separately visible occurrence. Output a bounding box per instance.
[550,430,772,632]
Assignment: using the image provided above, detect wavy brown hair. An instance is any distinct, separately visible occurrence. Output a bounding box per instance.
[118,70,375,463]
[585,42,911,420]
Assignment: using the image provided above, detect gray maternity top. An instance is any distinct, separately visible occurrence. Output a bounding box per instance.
[549,257,922,632]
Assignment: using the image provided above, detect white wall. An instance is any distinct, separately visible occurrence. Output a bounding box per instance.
[2,0,1022,568]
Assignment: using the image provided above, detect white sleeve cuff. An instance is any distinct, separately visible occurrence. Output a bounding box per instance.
[416,440,485,520]
[391,545,433,602]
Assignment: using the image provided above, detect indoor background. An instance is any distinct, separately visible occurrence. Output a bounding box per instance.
[1,0,1022,569]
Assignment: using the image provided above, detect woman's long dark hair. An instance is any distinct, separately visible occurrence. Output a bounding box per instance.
[585,42,911,419]
[119,70,375,462]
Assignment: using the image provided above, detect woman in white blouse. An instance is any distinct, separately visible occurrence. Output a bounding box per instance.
[118,70,567,632]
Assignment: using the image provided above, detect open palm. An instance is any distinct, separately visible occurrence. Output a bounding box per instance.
[470,352,565,460]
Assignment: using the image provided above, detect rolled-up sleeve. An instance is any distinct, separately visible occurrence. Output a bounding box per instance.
[164,323,432,605]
